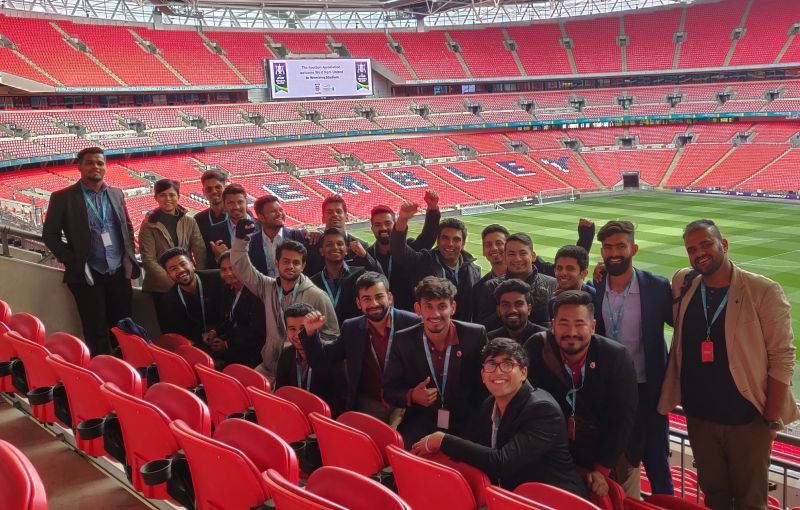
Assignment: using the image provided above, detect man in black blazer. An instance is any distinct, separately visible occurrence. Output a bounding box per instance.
[207,184,255,262]
[383,276,487,447]
[525,290,638,499]
[411,337,588,497]
[249,194,306,277]
[194,169,228,269]
[303,195,369,277]
[42,147,140,356]
[593,220,674,496]
[488,279,546,343]
[301,272,420,422]
[279,303,347,417]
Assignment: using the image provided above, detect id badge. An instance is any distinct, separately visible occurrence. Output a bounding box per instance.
[701,341,714,363]
[101,231,113,247]
[567,415,576,441]
[437,408,450,430]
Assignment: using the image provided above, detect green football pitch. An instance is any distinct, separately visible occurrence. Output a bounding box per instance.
[350,191,800,355]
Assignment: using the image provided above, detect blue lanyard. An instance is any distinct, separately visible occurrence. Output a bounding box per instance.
[490,403,501,448]
[262,234,279,277]
[209,211,228,227]
[83,188,109,227]
[276,279,301,327]
[178,275,206,331]
[296,358,312,391]
[605,269,635,340]
[700,281,729,340]
[435,252,459,286]
[563,361,586,416]
[322,266,346,307]
[422,332,453,407]
[368,308,396,371]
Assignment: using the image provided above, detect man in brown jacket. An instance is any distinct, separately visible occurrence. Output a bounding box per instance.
[658,219,798,510]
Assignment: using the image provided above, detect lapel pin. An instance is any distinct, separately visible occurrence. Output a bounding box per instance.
[590,362,596,369]
[456,350,462,358]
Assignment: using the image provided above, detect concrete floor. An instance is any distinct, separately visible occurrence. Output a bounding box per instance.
[0,398,149,510]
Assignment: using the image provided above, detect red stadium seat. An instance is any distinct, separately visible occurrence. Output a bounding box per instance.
[486,485,556,510]
[336,411,403,465]
[6,332,63,423]
[153,333,191,352]
[386,444,477,510]
[306,466,411,510]
[515,482,601,510]
[308,412,385,476]
[275,385,331,418]
[44,333,90,369]
[427,451,492,508]
[112,327,154,377]
[645,494,707,510]
[0,325,17,392]
[222,363,271,393]
[0,439,48,510]
[247,386,312,444]
[194,363,252,425]
[175,344,214,370]
[263,468,346,510]
[212,418,299,483]
[147,344,199,390]
[0,299,11,323]
[7,313,46,345]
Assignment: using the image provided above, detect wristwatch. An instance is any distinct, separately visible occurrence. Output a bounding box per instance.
[764,417,784,431]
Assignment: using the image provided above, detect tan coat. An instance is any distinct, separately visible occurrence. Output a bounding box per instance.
[658,263,799,425]
[138,207,207,293]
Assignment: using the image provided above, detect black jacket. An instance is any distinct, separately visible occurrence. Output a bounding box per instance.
[441,381,588,497]
[477,268,557,330]
[389,227,481,322]
[42,182,140,284]
[304,232,369,277]
[249,227,307,276]
[159,270,223,344]
[195,208,226,269]
[215,285,266,368]
[524,331,638,471]
[487,321,546,343]
[383,321,487,447]
[301,308,421,411]
[276,343,347,417]
[310,252,382,324]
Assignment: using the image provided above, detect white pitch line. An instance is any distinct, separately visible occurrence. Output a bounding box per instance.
[738,249,800,267]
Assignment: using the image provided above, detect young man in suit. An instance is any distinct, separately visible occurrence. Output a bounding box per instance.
[194,169,228,268]
[383,276,487,447]
[249,195,306,277]
[278,303,347,417]
[42,147,140,356]
[208,184,255,261]
[301,272,421,422]
[488,279,546,343]
[593,220,674,496]
[303,195,369,276]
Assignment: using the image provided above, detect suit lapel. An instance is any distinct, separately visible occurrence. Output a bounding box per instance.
[444,324,464,407]
[724,265,745,347]
[349,316,368,374]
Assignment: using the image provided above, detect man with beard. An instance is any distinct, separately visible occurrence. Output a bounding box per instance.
[304,195,369,276]
[658,220,798,510]
[277,303,347,417]
[367,191,441,311]
[383,276,487,447]
[477,233,557,331]
[249,195,306,277]
[311,227,381,323]
[207,251,266,368]
[301,272,421,421]
[549,245,595,319]
[390,204,481,322]
[208,184,256,261]
[42,147,140,356]
[488,279,546,343]
[194,170,228,268]
[157,247,222,346]
[592,220,673,497]
[471,225,510,321]
[230,219,338,384]
[524,290,638,499]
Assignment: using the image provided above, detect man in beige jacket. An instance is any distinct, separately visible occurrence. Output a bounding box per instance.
[658,219,798,510]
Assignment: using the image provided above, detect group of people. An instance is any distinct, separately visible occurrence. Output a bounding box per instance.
[42,147,797,509]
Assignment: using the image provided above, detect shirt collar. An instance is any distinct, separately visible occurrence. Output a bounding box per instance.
[425,322,459,350]
[79,181,108,194]
[325,262,350,280]
[560,347,588,371]
[262,227,285,244]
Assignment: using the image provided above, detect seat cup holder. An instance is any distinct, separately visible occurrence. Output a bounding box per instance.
[141,458,173,486]
[27,386,54,405]
[227,412,246,420]
[0,360,13,377]
[77,417,106,440]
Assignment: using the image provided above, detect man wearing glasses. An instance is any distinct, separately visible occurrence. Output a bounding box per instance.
[411,337,588,497]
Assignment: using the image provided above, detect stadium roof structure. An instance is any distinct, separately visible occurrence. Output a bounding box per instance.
[4,0,687,29]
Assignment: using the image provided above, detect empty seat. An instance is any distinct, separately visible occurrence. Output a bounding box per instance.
[7,313,46,344]
[264,468,346,510]
[175,344,214,370]
[0,439,48,510]
[195,363,252,425]
[45,333,90,369]
[336,411,403,466]
[309,412,385,476]
[486,485,555,510]
[306,466,411,510]
[212,418,299,483]
[222,363,271,393]
[515,482,601,510]
[427,451,492,508]
[147,344,200,390]
[386,444,477,510]
[0,324,17,392]
[0,299,11,323]
[248,386,312,445]
[112,327,154,378]
[645,494,713,510]
[153,333,191,352]
[275,385,331,418]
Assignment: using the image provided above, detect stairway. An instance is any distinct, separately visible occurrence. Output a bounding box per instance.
[198,31,250,85]
[732,146,793,189]
[559,23,579,74]
[385,32,419,81]
[443,32,474,79]
[501,28,527,77]
[723,0,754,66]
[128,29,191,86]
[688,145,737,186]
[7,46,63,86]
[672,5,688,69]
[659,147,685,188]
[619,17,628,72]
[50,22,127,86]
[573,152,605,188]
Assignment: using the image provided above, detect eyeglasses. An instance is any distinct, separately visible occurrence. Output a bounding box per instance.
[482,360,520,373]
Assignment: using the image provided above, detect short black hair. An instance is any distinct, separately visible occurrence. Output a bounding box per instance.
[321,227,347,244]
[683,219,723,241]
[437,218,467,242]
[555,245,589,272]
[254,195,280,216]
[481,224,509,241]
[275,239,307,263]
[322,195,347,215]
[201,169,227,184]
[159,246,190,268]
[552,290,595,318]
[598,220,635,243]
[154,178,180,196]
[481,337,529,368]
[355,271,390,294]
[77,147,104,163]
[217,250,231,264]
[222,183,247,201]
[284,302,315,321]
[505,232,533,251]
[414,276,457,303]
[493,278,532,304]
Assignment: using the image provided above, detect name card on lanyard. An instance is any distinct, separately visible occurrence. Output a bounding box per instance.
[83,188,113,247]
[605,269,635,340]
[422,332,453,430]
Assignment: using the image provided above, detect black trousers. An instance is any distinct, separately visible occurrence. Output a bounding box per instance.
[67,270,132,356]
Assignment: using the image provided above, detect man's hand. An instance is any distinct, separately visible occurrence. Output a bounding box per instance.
[423,190,440,211]
[349,240,367,258]
[303,310,326,337]
[201,329,217,345]
[209,240,228,260]
[410,431,445,456]
[593,262,606,284]
[398,201,419,221]
[586,471,609,498]
[307,231,323,245]
[209,338,227,353]
[235,218,256,240]
[579,218,594,229]
[411,376,438,407]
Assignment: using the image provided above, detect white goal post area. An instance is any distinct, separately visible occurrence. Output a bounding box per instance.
[537,188,576,204]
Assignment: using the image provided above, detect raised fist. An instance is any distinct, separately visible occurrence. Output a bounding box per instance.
[235,218,256,240]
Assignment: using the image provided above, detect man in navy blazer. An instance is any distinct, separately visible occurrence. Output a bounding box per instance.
[301,272,420,422]
[593,220,673,496]
[248,195,306,277]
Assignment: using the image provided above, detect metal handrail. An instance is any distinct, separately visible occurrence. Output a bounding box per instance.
[0,223,46,257]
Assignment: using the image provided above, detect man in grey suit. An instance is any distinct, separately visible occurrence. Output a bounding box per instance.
[43,147,140,355]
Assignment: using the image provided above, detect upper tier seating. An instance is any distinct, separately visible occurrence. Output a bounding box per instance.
[678,0,748,68]
[729,0,800,66]
[330,33,414,81]
[269,32,332,55]
[202,31,272,84]
[566,16,622,74]
[392,32,466,80]
[624,9,681,72]
[447,28,521,78]
[505,25,572,76]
